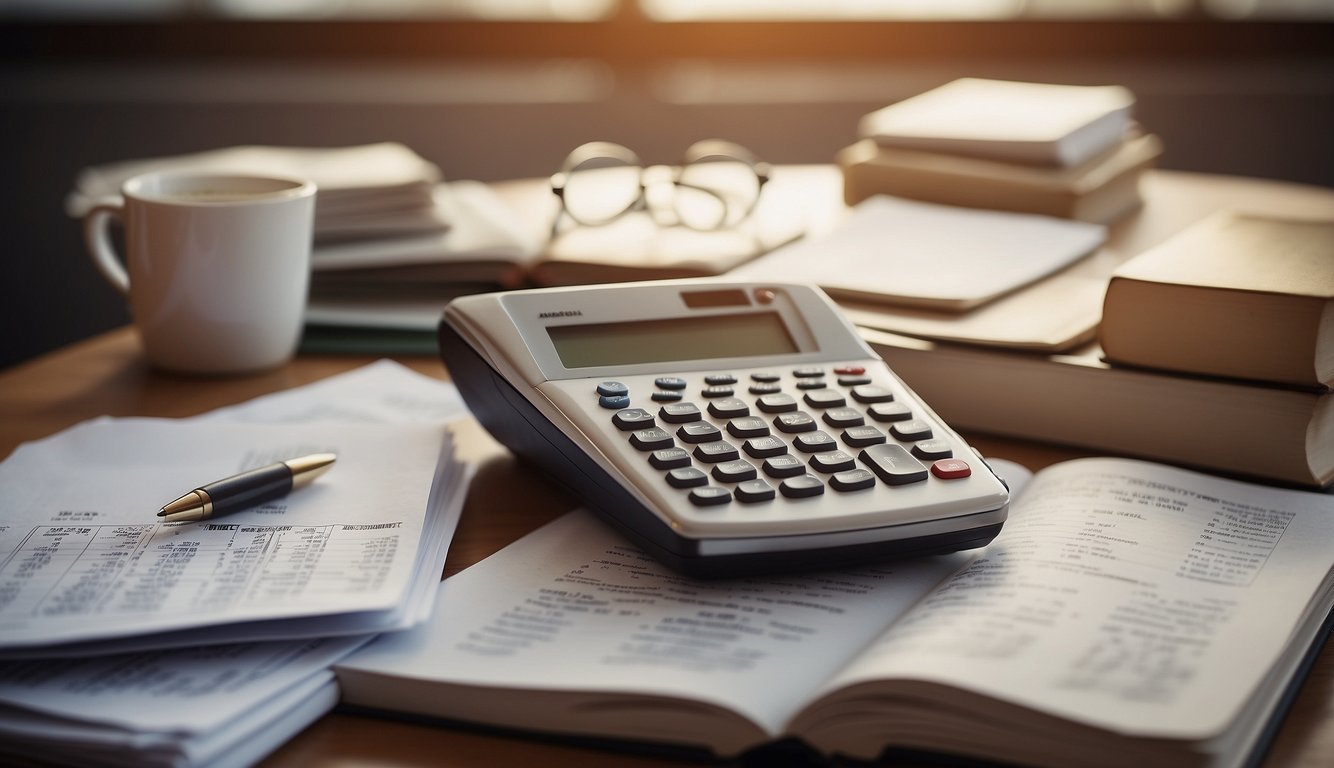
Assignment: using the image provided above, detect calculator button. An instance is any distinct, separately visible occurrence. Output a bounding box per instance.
[780,474,825,498]
[867,402,913,423]
[890,420,934,442]
[708,397,750,419]
[655,377,688,390]
[793,367,824,378]
[851,385,895,404]
[629,428,674,451]
[833,365,866,376]
[727,417,770,438]
[677,422,722,444]
[735,480,776,503]
[596,381,629,397]
[795,379,827,390]
[803,390,846,408]
[693,441,740,463]
[659,402,703,423]
[859,444,928,486]
[612,408,655,431]
[931,458,973,480]
[809,450,855,473]
[599,394,631,409]
[748,383,782,395]
[773,412,818,434]
[744,436,788,459]
[794,431,837,453]
[911,439,954,461]
[705,374,737,386]
[701,385,734,398]
[837,376,872,387]
[757,393,799,413]
[649,447,691,469]
[666,467,708,488]
[688,486,732,506]
[750,372,781,383]
[841,426,887,448]
[822,408,865,428]
[763,454,805,478]
[712,460,758,483]
[831,468,876,492]
[651,390,683,402]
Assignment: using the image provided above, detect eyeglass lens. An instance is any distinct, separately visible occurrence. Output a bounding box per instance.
[561,155,643,226]
[676,155,762,230]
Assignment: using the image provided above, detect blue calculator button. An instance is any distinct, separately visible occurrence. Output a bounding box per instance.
[596,381,629,397]
[599,394,631,409]
[655,377,688,390]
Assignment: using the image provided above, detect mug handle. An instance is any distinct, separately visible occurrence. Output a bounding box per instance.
[83,199,130,295]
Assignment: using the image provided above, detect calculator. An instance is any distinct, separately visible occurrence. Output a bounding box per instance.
[438,280,1008,577]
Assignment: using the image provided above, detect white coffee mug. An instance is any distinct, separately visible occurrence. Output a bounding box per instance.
[84,172,317,374]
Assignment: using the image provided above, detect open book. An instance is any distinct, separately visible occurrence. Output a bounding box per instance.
[335,458,1334,767]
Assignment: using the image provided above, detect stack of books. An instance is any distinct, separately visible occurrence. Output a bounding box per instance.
[838,78,1163,224]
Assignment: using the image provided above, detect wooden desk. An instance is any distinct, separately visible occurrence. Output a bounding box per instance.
[1,170,1331,767]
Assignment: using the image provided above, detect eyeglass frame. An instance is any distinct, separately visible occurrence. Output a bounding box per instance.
[550,139,772,231]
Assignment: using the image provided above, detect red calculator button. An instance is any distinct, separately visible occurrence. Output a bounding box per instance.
[931,458,972,480]
[833,365,865,376]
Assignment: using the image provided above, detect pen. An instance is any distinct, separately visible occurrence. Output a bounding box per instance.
[157,453,337,522]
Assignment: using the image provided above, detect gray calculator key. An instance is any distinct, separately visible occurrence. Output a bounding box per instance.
[599,394,631,409]
[809,450,855,473]
[822,407,864,428]
[842,426,887,448]
[735,479,776,503]
[837,376,872,386]
[667,467,708,488]
[612,408,655,431]
[712,460,758,483]
[890,419,934,442]
[794,430,837,453]
[751,372,781,382]
[793,366,824,378]
[868,402,913,423]
[655,377,688,390]
[693,441,740,463]
[803,389,846,408]
[831,468,876,492]
[688,486,732,506]
[780,474,825,498]
[708,397,751,419]
[678,422,722,444]
[651,390,683,402]
[744,436,787,459]
[763,454,805,478]
[911,439,953,461]
[630,428,673,451]
[702,385,734,398]
[649,447,691,469]
[795,379,827,390]
[749,383,782,395]
[659,402,702,423]
[773,411,818,433]
[851,385,896,404]
[859,444,928,486]
[757,393,799,413]
[727,417,770,438]
[597,381,629,397]
[705,374,737,385]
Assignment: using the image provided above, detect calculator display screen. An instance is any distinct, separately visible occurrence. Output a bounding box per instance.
[547,312,799,368]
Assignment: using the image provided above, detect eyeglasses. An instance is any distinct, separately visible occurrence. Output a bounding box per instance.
[551,140,771,232]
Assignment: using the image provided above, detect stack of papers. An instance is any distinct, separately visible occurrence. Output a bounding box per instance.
[0,361,472,766]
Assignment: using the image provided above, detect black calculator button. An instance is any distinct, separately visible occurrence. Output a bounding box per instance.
[693,441,740,463]
[667,467,708,488]
[851,385,895,404]
[712,460,758,483]
[655,377,688,390]
[748,383,782,395]
[612,408,655,431]
[677,422,722,444]
[822,407,864,428]
[794,431,837,453]
[744,436,787,459]
[831,468,876,492]
[688,486,732,506]
[750,372,781,383]
[629,428,674,451]
[651,390,683,402]
[757,393,799,413]
[867,402,913,423]
[705,374,737,386]
[708,397,750,419]
[649,447,691,469]
[890,420,934,442]
[659,402,703,423]
[701,385,734,398]
[735,480,776,503]
[842,426,887,448]
[795,379,827,390]
[596,381,629,397]
[803,390,846,408]
[599,394,631,410]
[837,376,872,387]
[859,444,928,486]
[793,367,824,378]
[809,450,855,473]
[773,411,818,434]
[727,417,770,438]
[780,474,825,498]
[763,454,805,478]
[911,439,953,461]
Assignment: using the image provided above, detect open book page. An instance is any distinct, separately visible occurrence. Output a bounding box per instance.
[336,509,972,754]
[803,457,1334,742]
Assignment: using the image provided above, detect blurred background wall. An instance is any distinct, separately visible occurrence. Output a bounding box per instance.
[1,0,1331,369]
